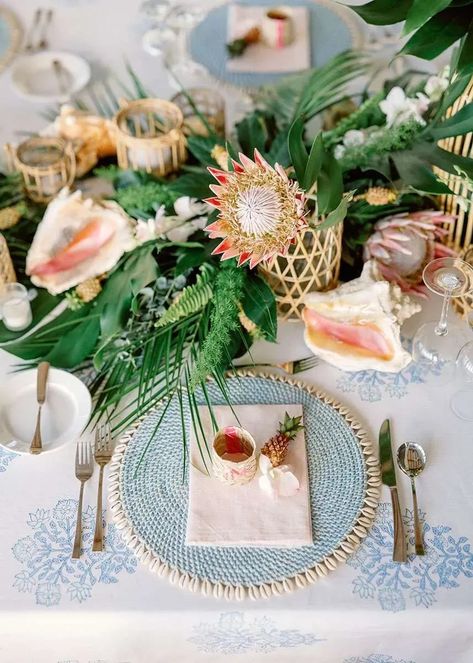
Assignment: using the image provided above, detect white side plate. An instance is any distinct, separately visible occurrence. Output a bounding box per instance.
[0,368,92,454]
[11,50,90,103]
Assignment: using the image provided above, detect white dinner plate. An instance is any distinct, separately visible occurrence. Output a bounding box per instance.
[0,368,92,454]
[11,50,90,103]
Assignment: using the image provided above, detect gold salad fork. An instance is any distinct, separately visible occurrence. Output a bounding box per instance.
[92,424,113,552]
[238,355,319,375]
[72,439,94,559]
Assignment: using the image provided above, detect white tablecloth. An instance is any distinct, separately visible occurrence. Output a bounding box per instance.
[0,2,468,662]
[1,299,473,663]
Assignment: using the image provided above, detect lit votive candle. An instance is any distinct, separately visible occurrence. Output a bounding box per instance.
[0,283,33,331]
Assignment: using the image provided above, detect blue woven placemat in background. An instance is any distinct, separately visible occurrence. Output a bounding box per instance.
[189,0,358,88]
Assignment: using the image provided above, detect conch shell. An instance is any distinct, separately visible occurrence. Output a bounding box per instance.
[44,105,116,176]
[26,189,135,295]
[302,262,421,373]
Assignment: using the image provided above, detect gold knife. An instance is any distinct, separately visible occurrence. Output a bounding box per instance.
[379,419,407,563]
[30,362,50,455]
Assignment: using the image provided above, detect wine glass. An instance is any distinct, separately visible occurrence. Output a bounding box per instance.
[412,257,473,373]
[450,339,473,421]
[164,4,208,87]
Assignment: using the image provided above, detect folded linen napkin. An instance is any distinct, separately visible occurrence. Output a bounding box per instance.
[186,403,313,547]
[226,4,310,74]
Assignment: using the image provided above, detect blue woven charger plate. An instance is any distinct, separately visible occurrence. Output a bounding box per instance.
[110,373,380,600]
[189,0,364,89]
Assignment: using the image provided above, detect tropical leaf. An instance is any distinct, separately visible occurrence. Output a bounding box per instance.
[403,0,452,35]
[240,274,277,342]
[236,112,269,154]
[258,51,367,128]
[349,0,413,25]
[401,7,470,60]
[156,264,216,328]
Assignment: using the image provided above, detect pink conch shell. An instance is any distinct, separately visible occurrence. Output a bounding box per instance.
[29,218,114,276]
[26,189,135,295]
[302,263,420,373]
[302,309,394,361]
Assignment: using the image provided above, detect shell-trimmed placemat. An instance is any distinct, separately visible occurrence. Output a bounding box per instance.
[109,372,380,600]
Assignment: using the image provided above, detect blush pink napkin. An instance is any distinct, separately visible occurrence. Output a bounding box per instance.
[186,403,313,547]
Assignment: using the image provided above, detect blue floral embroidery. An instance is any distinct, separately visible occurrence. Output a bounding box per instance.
[344,656,415,663]
[189,612,323,654]
[12,498,137,606]
[0,447,18,472]
[336,339,443,402]
[348,502,473,611]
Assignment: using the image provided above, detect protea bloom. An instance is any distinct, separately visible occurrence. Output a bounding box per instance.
[363,210,456,296]
[204,149,306,268]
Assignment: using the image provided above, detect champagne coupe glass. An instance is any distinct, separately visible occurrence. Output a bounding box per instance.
[141,0,175,58]
[412,257,473,372]
[451,338,473,421]
[165,3,208,87]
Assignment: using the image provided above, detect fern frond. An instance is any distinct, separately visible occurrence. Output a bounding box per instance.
[156,265,216,329]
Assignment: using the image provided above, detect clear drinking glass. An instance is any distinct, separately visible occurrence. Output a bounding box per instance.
[141,0,175,57]
[0,283,33,331]
[412,257,473,373]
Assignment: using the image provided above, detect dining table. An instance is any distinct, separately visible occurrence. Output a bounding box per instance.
[0,1,471,662]
[1,295,472,663]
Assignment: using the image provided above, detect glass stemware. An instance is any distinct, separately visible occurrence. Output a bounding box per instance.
[141,0,175,58]
[164,4,208,87]
[450,340,473,421]
[412,257,473,372]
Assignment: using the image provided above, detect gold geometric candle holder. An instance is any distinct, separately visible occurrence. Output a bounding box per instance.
[171,88,225,137]
[113,98,187,176]
[0,233,16,289]
[437,77,473,251]
[5,136,76,203]
[259,221,343,321]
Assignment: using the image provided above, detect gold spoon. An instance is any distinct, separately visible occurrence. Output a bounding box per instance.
[397,442,426,556]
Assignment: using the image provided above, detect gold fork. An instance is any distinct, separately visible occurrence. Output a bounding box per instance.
[238,355,319,375]
[72,439,94,559]
[92,424,113,552]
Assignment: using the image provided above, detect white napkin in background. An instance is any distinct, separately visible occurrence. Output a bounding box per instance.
[186,403,313,547]
[226,4,310,73]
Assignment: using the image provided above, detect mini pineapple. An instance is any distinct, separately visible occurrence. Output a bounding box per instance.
[364,186,397,206]
[0,206,21,230]
[211,145,230,171]
[75,277,102,303]
[261,412,304,468]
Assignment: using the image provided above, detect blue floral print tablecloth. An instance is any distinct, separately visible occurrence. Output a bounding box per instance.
[1,298,473,663]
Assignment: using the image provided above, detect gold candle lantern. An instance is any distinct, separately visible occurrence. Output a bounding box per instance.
[5,137,76,203]
[0,234,16,290]
[171,88,225,137]
[259,221,343,321]
[437,77,473,251]
[113,98,187,176]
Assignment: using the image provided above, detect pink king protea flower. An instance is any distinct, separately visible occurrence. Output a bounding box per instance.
[363,210,457,296]
[204,149,307,268]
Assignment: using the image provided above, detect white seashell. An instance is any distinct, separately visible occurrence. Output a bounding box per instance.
[26,188,135,295]
[303,262,420,373]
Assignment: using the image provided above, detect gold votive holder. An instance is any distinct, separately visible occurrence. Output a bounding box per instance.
[211,426,257,486]
[5,136,76,203]
[171,88,225,137]
[0,234,16,290]
[113,98,187,176]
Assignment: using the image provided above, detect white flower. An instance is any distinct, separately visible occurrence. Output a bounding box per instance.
[425,67,450,102]
[379,87,428,127]
[258,454,300,498]
[135,199,209,245]
[334,144,346,160]
[343,129,366,148]
[173,196,208,220]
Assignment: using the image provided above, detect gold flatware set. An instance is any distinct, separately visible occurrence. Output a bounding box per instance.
[379,419,427,563]
[71,424,114,559]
